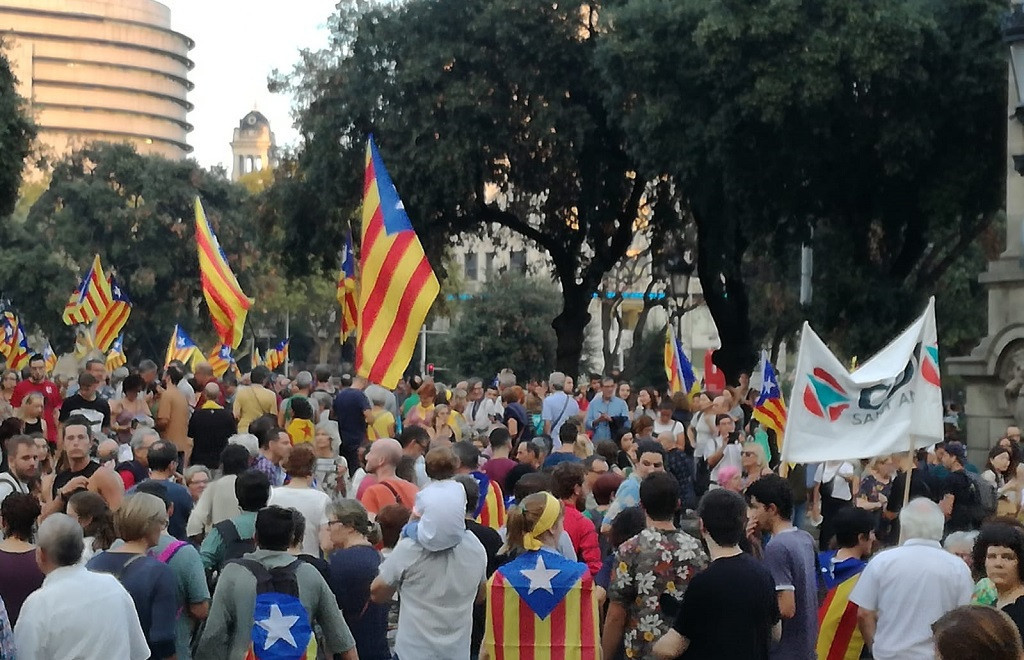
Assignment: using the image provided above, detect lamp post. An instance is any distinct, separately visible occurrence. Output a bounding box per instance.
[666,270,689,339]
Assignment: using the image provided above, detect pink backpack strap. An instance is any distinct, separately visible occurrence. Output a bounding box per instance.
[157,540,188,563]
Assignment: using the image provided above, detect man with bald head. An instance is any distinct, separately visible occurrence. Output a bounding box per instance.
[188,382,237,469]
[358,437,419,516]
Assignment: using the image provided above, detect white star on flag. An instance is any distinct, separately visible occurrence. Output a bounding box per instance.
[256,603,300,650]
[520,555,560,594]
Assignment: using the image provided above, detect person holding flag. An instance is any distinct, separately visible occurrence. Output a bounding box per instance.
[483,491,600,659]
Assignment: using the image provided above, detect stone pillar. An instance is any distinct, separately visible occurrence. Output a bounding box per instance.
[948,24,1024,465]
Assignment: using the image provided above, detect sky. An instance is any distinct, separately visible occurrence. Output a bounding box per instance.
[162,0,339,169]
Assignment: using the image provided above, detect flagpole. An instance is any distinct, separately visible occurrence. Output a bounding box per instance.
[284,311,290,376]
[419,324,427,377]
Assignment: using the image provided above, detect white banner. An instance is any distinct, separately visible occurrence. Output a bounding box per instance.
[781,297,943,463]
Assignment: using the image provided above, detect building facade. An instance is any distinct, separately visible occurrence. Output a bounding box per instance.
[0,0,194,160]
[230,110,275,181]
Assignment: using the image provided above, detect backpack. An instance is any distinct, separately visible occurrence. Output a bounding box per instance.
[966,471,998,518]
[156,540,189,564]
[231,559,315,660]
[214,519,257,567]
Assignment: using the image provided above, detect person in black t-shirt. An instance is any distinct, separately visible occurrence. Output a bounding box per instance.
[653,488,779,660]
[940,441,984,534]
[882,453,934,546]
[58,373,110,433]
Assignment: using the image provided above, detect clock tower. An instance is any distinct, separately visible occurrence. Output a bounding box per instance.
[230,110,275,181]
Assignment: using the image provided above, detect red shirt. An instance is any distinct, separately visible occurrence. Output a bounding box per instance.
[11,379,61,444]
[562,501,602,575]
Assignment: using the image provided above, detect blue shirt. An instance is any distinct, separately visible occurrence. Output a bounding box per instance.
[332,388,370,448]
[130,478,194,540]
[86,552,178,659]
[541,392,580,445]
[328,546,390,660]
[585,395,629,441]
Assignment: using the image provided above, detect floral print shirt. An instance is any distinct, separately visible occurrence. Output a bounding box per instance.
[608,527,709,659]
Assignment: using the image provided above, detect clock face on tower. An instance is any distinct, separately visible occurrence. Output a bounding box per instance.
[247,115,257,125]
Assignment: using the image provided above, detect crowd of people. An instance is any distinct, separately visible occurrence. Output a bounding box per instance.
[0,354,1022,659]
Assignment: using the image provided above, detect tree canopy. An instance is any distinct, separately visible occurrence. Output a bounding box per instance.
[0,49,35,219]
[597,0,1005,373]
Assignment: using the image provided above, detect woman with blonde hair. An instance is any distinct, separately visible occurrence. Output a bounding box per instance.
[484,492,600,659]
[740,441,773,488]
[85,492,177,660]
[17,392,46,438]
[322,499,388,659]
[405,382,437,429]
[312,421,347,497]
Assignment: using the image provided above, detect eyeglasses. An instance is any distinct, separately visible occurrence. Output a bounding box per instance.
[741,451,757,457]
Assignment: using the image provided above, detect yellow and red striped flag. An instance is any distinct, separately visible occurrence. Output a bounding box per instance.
[251,347,262,369]
[752,350,788,445]
[94,276,131,352]
[337,231,358,342]
[195,198,252,348]
[484,549,600,659]
[42,340,57,374]
[62,255,113,326]
[816,556,867,660]
[165,324,198,368]
[106,334,126,371]
[664,326,700,396]
[207,343,233,379]
[472,472,506,531]
[356,136,440,388]
[1,314,30,370]
[264,339,289,371]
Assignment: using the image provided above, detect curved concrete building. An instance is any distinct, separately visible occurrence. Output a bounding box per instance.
[0,0,193,160]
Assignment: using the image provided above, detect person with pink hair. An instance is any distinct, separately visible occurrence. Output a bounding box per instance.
[717,465,744,492]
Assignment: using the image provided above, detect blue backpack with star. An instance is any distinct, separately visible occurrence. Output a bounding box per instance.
[231,559,315,660]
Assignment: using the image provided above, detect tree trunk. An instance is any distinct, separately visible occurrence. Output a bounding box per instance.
[552,285,592,377]
[600,295,616,373]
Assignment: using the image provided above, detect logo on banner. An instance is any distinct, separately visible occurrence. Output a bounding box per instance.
[921,344,940,388]
[803,368,850,422]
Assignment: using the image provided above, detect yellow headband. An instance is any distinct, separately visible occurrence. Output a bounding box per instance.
[522,493,561,551]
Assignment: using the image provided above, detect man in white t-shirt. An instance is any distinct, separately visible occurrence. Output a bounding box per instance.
[849,497,972,660]
[371,494,488,659]
[701,414,743,485]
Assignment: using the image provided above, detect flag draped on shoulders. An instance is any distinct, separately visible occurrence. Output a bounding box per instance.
[337,231,358,342]
[471,471,506,531]
[816,553,868,660]
[752,351,788,445]
[106,334,127,371]
[484,549,599,660]
[94,276,132,352]
[165,325,198,367]
[195,197,252,348]
[62,254,112,326]
[356,136,440,389]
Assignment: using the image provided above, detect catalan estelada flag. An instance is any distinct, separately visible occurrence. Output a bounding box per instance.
[664,326,699,396]
[244,585,315,660]
[165,325,198,367]
[207,343,233,379]
[42,340,57,373]
[62,255,113,326]
[264,339,289,371]
[1,314,30,370]
[484,549,599,659]
[195,197,252,348]
[94,276,131,352]
[337,231,358,342]
[106,334,126,371]
[73,325,95,360]
[472,471,506,531]
[816,552,867,660]
[752,350,788,445]
[356,136,440,388]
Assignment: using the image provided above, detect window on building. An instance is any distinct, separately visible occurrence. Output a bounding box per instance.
[464,252,478,281]
[510,250,527,275]
[485,252,496,278]
[255,156,263,171]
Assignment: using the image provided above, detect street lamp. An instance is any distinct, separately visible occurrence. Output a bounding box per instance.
[665,266,690,337]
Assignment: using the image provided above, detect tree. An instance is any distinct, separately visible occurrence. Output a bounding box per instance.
[251,269,341,366]
[435,273,560,382]
[266,0,660,374]
[598,0,1004,377]
[0,49,35,219]
[0,144,258,358]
